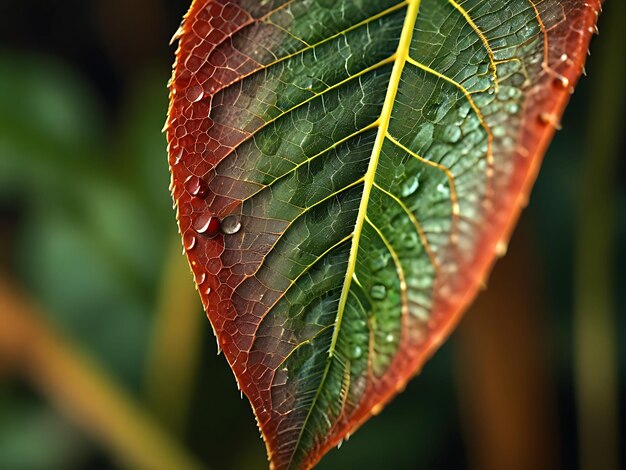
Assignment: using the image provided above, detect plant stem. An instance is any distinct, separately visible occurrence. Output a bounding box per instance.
[455,227,560,470]
[573,4,625,470]
[0,275,204,470]
[144,237,204,434]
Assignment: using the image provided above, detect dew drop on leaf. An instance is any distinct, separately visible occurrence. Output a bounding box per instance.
[553,75,570,89]
[295,74,315,91]
[195,271,207,285]
[221,215,242,235]
[350,345,363,360]
[507,87,519,99]
[442,125,462,143]
[183,232,197,251]
[370,284,387,300]
[401,175,420,197]
[457,103,471,119]
[186,84,204,103]
[185,175,209,199]
[436,182,450,196]
[194,213,221,237]
[369,252,390,272]
[493,126,507,138]
[402,232,419,250]
[506,103,520,114]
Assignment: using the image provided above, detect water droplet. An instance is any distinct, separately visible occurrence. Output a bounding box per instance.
[195,271,207,285]
[183,232,197,251]
[194,213,221,237]
[385,333,395,343]
[221,215,242,235]
[369,253,389,272]
[442,125,462,143]
[505,103,519,114]
[497,88,512,101]
[186,85,204,103]
[185,175,209,199]
[457,103,471,119]
[436,182,450,196]
[560,53,569,62]
[350,345,363,360]
[553,75,570,89]
[337,439,344,449]
[493,126,506,138]
[370,284,387,300]
[295,75,315,91]
[401,175,419,197]
[402,232,419,250]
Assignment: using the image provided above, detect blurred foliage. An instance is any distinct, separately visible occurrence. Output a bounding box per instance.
[0,1,624,469]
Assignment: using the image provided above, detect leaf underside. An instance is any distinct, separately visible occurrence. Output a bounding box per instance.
[166,1,600,468]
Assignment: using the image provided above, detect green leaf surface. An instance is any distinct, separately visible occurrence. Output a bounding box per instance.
[166,1,601,468]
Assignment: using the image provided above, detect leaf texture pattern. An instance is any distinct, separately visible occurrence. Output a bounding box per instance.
[165,1,601,468]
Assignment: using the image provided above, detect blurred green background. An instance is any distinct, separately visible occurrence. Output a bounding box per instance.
[0,1,624,469]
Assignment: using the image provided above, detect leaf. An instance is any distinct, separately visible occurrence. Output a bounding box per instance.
[166,1,601,468]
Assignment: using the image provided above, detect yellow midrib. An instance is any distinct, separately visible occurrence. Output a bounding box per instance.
[329,0,422,357]
[283,3,422,464]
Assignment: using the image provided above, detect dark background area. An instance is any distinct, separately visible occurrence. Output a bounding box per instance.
[0,1,624,469]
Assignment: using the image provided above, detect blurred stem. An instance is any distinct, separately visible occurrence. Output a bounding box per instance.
[0,275,203,470]
[144,237,204,435]
[455,227,560,470]
[574,5,625,470]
